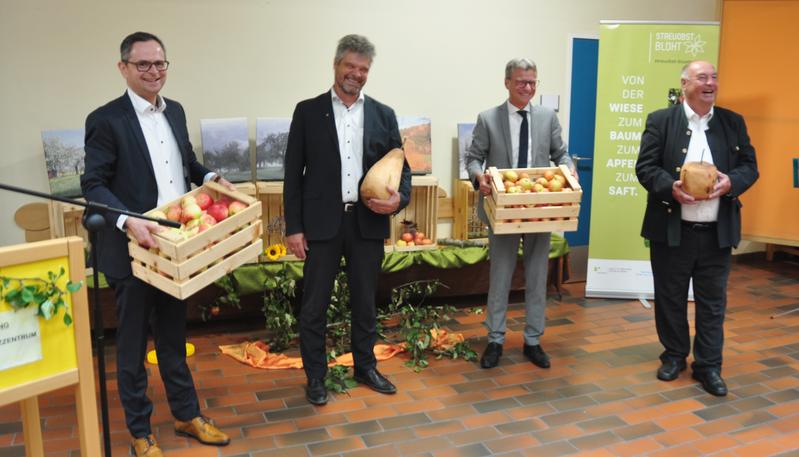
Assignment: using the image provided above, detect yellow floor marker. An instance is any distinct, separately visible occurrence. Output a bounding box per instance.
[146,343,196,365]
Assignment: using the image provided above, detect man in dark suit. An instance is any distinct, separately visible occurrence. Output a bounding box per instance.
[81,32,232,456]
[636,60,758,396]
[283,34,412,405]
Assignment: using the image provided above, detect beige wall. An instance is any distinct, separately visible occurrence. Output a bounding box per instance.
[0,0,720,247]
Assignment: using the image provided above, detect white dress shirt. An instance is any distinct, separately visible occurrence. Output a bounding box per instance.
[118,89,215,230]
[331,89,365,204]
[681,102,719,222]
[507,100,532,168]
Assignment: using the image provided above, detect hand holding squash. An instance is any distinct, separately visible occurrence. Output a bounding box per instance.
[366,187,400,214]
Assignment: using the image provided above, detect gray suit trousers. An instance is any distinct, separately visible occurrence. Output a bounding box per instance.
[484,230,550,345]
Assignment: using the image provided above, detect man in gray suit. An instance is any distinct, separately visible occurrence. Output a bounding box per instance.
[465,58,576,369]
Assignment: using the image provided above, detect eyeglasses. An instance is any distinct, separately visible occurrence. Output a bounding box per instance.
[513,79,540,88]
[124,60,170,72]
[693,74,718,84]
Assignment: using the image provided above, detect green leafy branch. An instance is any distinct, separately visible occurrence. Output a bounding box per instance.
[261,264,297,353]
[324,362,357,395]
[0,267,81,326]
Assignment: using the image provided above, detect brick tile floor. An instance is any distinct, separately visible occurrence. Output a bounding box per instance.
[2,255,799,456]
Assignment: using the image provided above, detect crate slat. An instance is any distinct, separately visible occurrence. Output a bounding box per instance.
[131,239,262,300]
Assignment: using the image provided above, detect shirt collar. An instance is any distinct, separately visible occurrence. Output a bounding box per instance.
[682,101,713,124]
[507,100,530,114]
[127,88,167,114]
[331,88,365,108]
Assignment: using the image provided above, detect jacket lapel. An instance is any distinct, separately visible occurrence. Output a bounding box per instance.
[320,93,340,157]
[498,103,513,167]
[163,104,191,186]
[120,94,157,182]
[362,96,375,172]
[706,113,728,172]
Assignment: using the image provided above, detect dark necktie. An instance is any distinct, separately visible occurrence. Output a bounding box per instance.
[517,110,528,168]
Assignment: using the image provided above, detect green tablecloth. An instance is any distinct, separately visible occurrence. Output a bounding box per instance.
[231,234,568,296]
[89,234,568,293]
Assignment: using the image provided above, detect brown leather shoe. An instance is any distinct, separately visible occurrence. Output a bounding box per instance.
[174,416,230,446]
[131,434,163,457]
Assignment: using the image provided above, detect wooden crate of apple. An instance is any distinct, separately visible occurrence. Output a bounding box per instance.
[483,165,582,234]
[128,181,263,300]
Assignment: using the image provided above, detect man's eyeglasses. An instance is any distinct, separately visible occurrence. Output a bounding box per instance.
[124,60,170,72]
[513,79,540,88]
[693,74,718,84]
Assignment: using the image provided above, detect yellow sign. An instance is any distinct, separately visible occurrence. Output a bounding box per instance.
[0,256,78,390]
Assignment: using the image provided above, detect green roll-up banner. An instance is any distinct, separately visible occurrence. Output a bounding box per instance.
[586,21,719,299]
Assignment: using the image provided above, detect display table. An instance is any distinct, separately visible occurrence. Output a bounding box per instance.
[87,235,570,329]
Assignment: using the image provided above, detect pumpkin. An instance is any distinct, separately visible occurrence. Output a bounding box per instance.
[360,144,405,202]
[680,161,718,199]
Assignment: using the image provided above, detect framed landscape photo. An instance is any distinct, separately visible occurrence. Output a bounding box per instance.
[41,129,85,198]
[457,123,476,180]
[200,117,251,183]
[255,118,291,181]
[398,116,432,174]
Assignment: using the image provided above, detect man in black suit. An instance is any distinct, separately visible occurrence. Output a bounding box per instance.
[636,60,758,396]
[81,32,232,456]
[283,34,412,405]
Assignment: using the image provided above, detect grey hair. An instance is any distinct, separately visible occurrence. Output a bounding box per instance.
[680,62,692,80]
[505,58,537,79]
[334,34,376,64]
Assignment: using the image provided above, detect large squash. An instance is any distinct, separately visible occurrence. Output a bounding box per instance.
[360,144,405,202]
[680,161,718,199]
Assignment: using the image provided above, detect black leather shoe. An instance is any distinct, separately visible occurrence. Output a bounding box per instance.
[657,360,687,381]
[305,378,328,405]
[354,368,397,394]
[523,344,551,368]
[692,371,728,397]
[480,342,503,369]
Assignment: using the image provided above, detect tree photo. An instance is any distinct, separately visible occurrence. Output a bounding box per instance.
[255,118,291,181]
[41,128,85,198]
[200,117,252,183]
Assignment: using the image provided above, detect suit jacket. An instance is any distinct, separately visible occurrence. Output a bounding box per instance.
[80,93,210,279]
[464,102,574,224]
[635,104,758,248]
[283,91,412,241]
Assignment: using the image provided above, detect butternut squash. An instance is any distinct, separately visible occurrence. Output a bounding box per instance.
[360,143,405,202]
[680,161,718,199]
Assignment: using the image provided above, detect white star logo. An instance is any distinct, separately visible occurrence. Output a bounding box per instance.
[683,35,706,57]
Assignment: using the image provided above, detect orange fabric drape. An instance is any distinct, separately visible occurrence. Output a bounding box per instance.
[219,328,466,369]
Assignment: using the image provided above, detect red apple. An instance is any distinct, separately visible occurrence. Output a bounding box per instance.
[401,232,414,242]
[206,203,229,222]
[228,201,247,215]
[166,205,182,222]
[195,192,214,210]
[198,223,212,233]
[216,196,232,208]
[200,213,217,226]
[181,203,202,223]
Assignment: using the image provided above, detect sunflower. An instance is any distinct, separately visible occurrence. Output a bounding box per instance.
[278,243,287,257]
[265,244,282,261]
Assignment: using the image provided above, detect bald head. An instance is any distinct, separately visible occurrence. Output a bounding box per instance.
[680,60,718,116]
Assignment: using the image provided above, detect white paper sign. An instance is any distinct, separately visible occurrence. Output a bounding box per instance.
[0,307,43,371]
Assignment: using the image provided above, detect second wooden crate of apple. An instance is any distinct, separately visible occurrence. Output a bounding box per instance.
[388,175,439,252]
[484,165,582,234]
[128,181,263,299]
